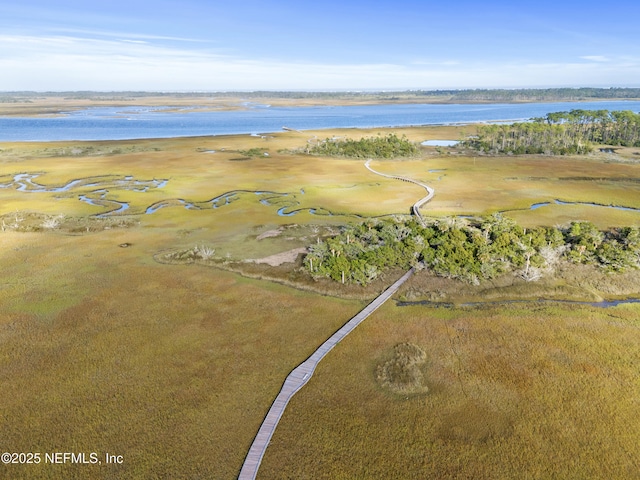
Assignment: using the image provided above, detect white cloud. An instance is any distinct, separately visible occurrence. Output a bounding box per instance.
[580,55,610,62]
[49,27,208,44]
[1,34,639,91]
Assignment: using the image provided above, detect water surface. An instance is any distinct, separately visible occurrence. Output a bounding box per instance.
[3,101,640,141]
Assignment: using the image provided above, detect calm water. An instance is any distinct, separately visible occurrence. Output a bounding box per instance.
[2,101,640,141]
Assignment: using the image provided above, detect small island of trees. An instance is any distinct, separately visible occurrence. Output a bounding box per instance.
[307,133,419,158]
[305,215,640,286]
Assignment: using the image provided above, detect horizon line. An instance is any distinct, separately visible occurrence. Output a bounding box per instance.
[3,86,640,94]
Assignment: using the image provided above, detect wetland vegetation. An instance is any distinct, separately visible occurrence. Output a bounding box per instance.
[1,111,639,478]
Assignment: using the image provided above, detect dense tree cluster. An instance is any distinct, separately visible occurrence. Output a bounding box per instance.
[465,109,640,155]
[465,122,593,155]
[308,134,419,158]
[305,215,640,285]
[535,110,640,146]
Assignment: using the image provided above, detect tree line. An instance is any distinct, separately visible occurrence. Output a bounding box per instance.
[464,109,640,155]
[535,109,640,146]
[413,88,640,102]
[5,88,640,103]
[305,215,640,286]
[212,88,640,103]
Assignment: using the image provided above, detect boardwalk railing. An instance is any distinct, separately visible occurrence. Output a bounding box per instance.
[238,268,414,480]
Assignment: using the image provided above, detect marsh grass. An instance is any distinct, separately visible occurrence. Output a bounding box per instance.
[398,262,640,305]
[1,126,639,478]
[155,244,217,264]
[259,301,640,479]
[382,153,640,226]
[2,129,638,226]
[376,343,430,395]
[0,231,363,479]
[1,211,139,233]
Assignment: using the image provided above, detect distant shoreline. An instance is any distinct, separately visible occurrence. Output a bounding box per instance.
[2,88,640,117]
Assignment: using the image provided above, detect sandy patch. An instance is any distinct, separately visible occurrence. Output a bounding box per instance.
[256,228,284,240]
[249,247,307,266]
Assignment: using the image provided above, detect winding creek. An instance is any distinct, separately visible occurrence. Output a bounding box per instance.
[2,170,640,219]
[516,199,640,214]
[0,173,341,218]
[0,173,169,217]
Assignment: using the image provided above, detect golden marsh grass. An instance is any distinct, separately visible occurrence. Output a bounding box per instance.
[0,230,363,479]
[260,302,640,479]
[1,125,639,478]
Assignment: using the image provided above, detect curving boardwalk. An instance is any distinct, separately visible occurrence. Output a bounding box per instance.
[238,268,414,480]
[364,159,434,225]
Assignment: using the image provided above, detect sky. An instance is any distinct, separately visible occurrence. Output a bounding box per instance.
[1,0,639,91]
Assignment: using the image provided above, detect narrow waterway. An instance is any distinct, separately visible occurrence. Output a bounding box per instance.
[397,297,640,309]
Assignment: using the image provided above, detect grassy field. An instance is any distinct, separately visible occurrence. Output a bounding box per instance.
[259,301,640,479]
[368,149,640,228]
[1,125,639,478]
[0,230,364,479]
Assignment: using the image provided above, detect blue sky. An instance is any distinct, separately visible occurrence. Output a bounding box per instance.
[1,0,639,91]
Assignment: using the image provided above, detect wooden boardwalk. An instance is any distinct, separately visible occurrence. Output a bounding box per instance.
[364,159,435,225]
[238,268,414,480]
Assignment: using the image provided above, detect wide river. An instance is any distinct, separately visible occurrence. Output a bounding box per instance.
[2,100,640,142]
